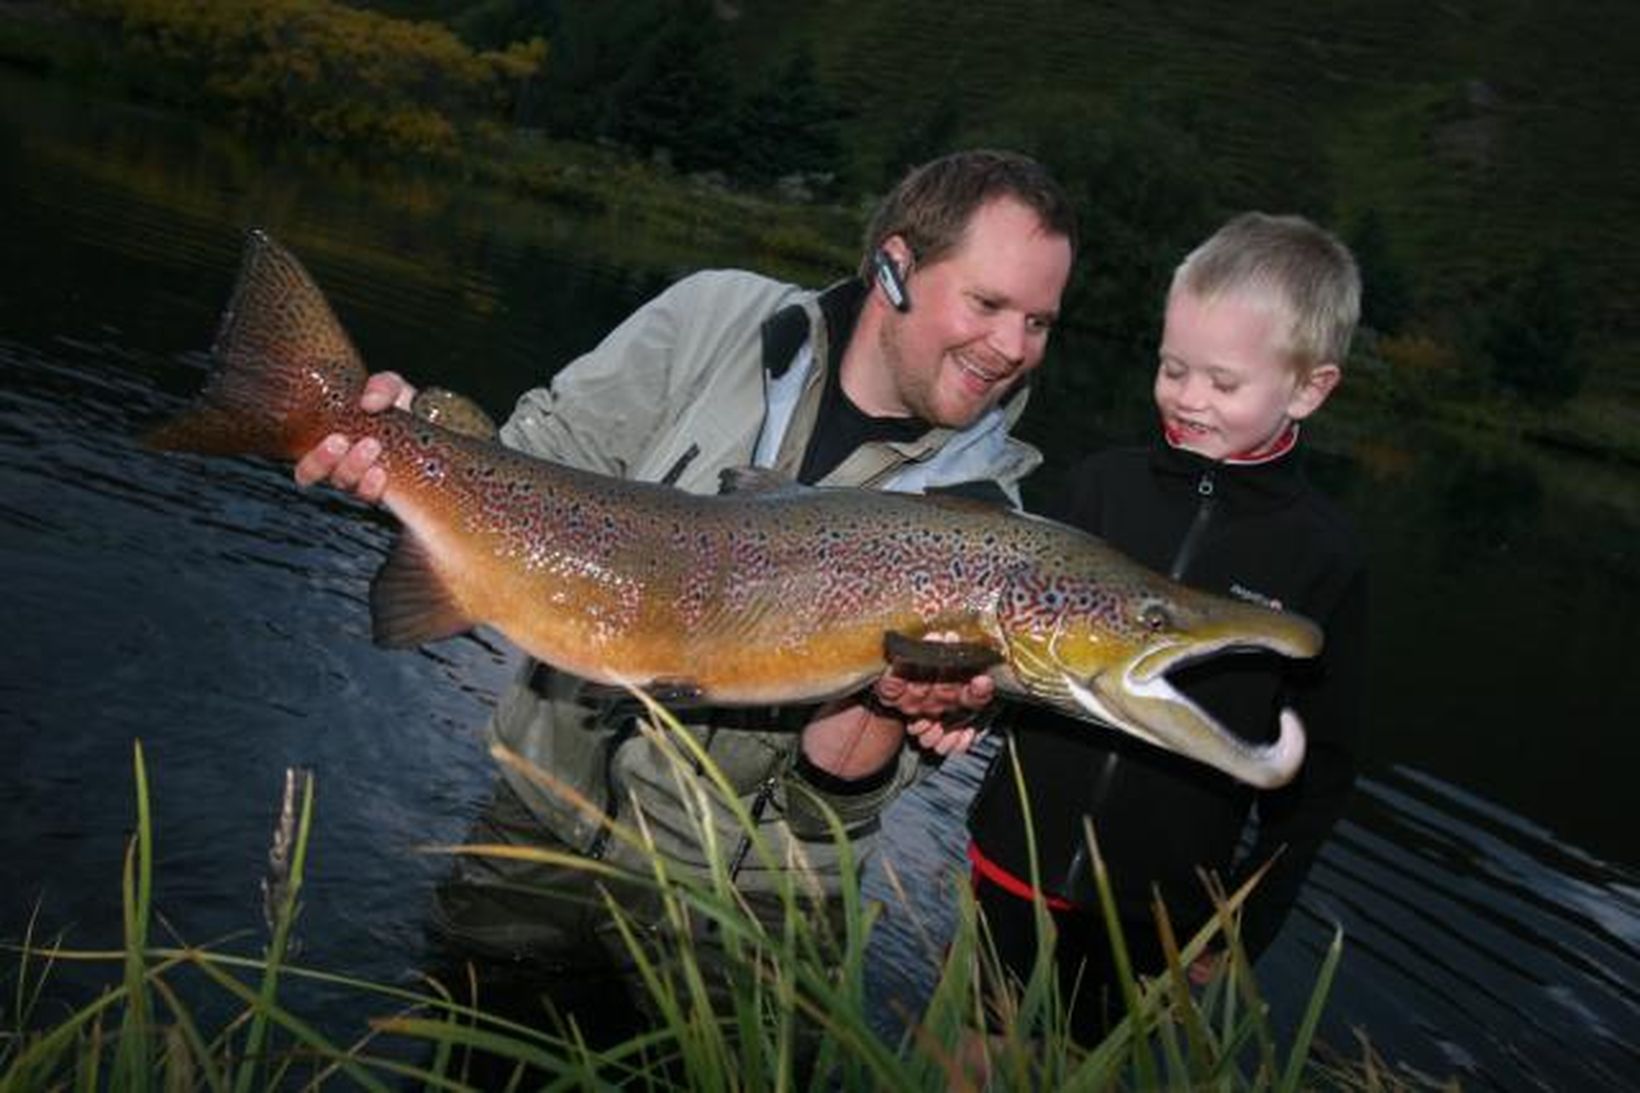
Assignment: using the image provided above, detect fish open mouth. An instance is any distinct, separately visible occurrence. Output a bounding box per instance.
[1058,631,1312,789]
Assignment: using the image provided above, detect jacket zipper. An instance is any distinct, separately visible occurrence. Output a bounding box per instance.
[729,771,780,879]
[1170,468,1218,580]
[660,442,700,487]
[1067,467,1220,899]
[586,712,638,861]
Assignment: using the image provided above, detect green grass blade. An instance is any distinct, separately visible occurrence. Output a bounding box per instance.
[115,739,154,1093]
[149,976,229,1093]
[1278,926,1344,1093]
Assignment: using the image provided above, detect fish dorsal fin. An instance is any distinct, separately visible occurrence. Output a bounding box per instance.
[717,466,806,497]
[917,486,1015,516]
[370,531,475,647]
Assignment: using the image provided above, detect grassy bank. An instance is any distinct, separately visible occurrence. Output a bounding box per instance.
[2,726,1445,1091]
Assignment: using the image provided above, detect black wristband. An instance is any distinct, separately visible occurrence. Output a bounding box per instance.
[791,747,899,797]
[857,689,904,720]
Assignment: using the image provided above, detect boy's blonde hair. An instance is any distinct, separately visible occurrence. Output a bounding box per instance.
[1171,212,1360,374]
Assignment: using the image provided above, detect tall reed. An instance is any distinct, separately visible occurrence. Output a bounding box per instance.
[2,709,1399,1090]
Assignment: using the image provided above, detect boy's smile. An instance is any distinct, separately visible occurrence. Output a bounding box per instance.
[1154,289,1333,461]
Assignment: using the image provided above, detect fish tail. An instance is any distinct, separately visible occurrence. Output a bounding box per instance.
[144,230,366,459]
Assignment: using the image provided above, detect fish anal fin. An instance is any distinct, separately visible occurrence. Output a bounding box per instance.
[579,678,707,708]
[642,678,708,704]
[885,628,1004,682]
[369,532,475,647]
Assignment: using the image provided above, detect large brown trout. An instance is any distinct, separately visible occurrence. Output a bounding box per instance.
[148,231,1322,788]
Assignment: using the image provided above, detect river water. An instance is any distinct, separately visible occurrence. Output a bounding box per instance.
[1,69,1635,1089]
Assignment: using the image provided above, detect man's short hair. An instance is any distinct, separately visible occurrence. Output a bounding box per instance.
[860,149,1078,280]
[1173,212,1361,371]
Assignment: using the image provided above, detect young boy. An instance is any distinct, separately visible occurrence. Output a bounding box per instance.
[966,212,1369,1042]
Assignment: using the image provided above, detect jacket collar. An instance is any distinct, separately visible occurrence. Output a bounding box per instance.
[762,278,864,379]
[1150,425,1307,505]
[760,277,1029,410]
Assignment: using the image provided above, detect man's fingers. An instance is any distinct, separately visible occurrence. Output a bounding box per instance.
[360,371,412,413]
[294,435,388,501]
[356,465,388,504]
[294,434,348,488]
[957,675,995,710]
[908,721,978,757]
[330,437,382,491]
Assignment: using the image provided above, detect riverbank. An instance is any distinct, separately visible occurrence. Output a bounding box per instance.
[3,2,1636,474]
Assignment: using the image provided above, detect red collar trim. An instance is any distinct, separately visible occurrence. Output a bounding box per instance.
[967,841,1076,911]
[1162,420,1300,465]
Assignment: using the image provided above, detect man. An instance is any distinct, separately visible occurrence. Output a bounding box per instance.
[297,149,1077,1005]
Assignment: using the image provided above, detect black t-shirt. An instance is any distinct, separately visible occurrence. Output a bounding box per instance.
[797,357,928,484]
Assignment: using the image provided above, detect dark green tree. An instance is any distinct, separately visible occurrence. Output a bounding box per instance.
[733,49,845,190]
[1481,253,1585,404]
[881,93,964,188]
[1348,207,1414,334]
[999,100,1229,470]
[531,0,733,160]
[449,0,554,51]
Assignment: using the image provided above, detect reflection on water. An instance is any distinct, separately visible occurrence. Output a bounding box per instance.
[1,68,1636,1089]
[866,745,1640,1090]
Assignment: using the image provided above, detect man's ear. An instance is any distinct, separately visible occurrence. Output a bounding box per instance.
[880,233,913,270]
[1288,362,1341,420]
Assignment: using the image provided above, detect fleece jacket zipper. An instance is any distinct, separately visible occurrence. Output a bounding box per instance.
[1171,468,1218,581]
[1063,465,1220,902]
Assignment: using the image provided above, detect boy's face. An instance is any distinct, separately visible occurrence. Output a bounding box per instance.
[874,196,1072,428]
[1154,288,1337,461]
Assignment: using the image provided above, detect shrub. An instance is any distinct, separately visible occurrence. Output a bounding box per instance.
[68,0,544,157]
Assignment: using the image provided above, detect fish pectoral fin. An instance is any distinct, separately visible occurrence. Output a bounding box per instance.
[410,387,498,441]
[369,532,475,648]
[884,630,1004,682]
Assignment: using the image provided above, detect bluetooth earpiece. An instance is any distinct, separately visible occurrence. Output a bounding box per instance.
[872,247,911,312]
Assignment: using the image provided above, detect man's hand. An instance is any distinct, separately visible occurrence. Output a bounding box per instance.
[292,372,415,503]
[799,632,997,778]
[873,630,996,758]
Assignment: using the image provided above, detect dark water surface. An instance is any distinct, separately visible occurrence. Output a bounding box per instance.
[2,70,1636,1089]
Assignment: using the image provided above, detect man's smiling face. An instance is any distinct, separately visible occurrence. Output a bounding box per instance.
[872,196,1072,428]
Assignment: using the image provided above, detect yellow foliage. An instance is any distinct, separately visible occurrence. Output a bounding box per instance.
[67,0,547,157]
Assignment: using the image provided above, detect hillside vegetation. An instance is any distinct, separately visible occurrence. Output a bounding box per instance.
[7,0,1637,455]
[366,0,1639,452]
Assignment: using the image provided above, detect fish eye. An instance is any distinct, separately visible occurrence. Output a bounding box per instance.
[1138,602,1172,632]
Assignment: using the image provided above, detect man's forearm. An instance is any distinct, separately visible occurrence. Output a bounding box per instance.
[799,698,905,781]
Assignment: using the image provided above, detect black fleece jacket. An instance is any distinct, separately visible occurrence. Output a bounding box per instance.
[968,437,1368,958]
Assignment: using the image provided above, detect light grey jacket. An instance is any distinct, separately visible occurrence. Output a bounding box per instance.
[489,268,1041,895]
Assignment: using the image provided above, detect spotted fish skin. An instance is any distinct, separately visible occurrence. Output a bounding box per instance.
[148,231,1322,789]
